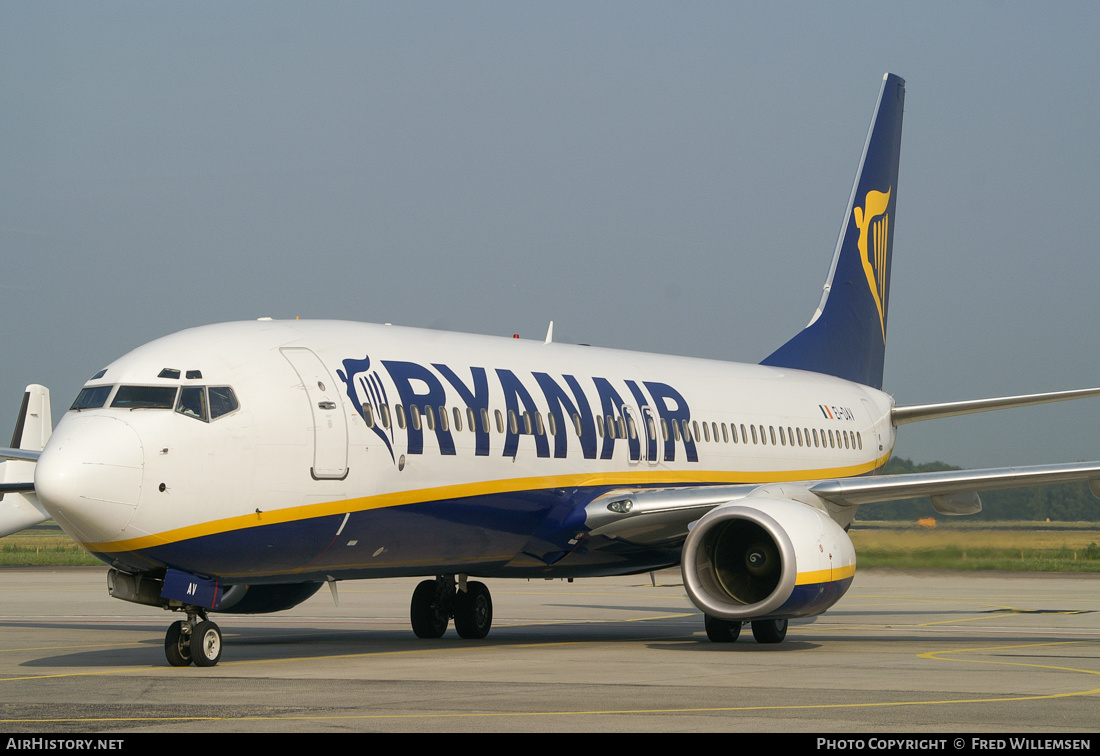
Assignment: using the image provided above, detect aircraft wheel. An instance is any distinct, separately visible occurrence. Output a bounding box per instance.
[190,620,223,666]
[751,618,788,644]
[165,620,192,666]
[454,581,493,639]
[704,614,741,643]
[411,579,449,638]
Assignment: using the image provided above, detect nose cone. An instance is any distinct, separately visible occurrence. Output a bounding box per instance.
[35,414,145,544]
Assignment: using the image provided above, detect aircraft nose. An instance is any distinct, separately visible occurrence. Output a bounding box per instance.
[35,414,145,544]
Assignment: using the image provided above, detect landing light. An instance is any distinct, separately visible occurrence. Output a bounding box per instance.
[607,499,633,514]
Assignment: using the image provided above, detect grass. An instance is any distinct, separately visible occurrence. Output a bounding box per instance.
[3,520,1100,571]
[850,521,1100,572]
[0,524,102,566]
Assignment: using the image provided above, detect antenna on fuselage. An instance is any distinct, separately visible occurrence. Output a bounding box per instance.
[544,321,554,344]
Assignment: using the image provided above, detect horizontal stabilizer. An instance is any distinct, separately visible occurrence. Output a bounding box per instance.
[893,387,1100,425]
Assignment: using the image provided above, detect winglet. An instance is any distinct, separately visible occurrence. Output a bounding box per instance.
[762,73,905,389]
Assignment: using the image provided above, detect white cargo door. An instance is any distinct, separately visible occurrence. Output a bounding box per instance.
[281,347,349,480]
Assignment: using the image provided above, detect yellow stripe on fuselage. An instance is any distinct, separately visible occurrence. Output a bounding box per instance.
[82,454,889,554]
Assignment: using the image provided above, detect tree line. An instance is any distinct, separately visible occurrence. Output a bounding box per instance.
[854,457,1099,522]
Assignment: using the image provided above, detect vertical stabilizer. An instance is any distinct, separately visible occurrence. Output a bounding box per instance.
[0,384,52,536]
[761,73,905,389]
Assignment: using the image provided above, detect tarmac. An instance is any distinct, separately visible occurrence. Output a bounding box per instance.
[1,567,1098,733]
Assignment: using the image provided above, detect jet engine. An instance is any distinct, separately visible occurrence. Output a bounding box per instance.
[681,497,855,621]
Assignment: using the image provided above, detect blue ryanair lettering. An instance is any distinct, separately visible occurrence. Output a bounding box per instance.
[644,381,697,462]
[534,373,597,459]
[496,369,550,459]
[434,364,491,456]
[593,378,640,461]
[339,354,699,465]
[382,360,456,456]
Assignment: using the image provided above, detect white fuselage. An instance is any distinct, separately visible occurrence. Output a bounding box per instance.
[35,319,896,582]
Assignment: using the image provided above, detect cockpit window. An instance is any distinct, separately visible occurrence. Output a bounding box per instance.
[208,386,239,419]
[111,386,178,409]
[176,386,208,421]
[71,385,112,410]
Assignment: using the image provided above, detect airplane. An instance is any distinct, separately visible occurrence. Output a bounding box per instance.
[2,72,1099,667]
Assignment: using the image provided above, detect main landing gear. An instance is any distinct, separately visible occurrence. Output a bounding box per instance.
[704,615,788,644]
[410,574,493,640]
[164,607,223,667]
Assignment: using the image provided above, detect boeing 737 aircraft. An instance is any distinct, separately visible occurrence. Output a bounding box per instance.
[2,73,1099,667]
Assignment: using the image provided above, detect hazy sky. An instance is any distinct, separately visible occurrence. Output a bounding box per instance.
[2,1,1097,470]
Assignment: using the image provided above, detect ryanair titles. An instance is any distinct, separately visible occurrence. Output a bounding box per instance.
[337,355,698,465]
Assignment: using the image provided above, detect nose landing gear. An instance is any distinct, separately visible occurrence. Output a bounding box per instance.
[164,608,223,667]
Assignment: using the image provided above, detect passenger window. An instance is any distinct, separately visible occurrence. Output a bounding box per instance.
[547,412,557,436]
[176,386,208,421]
[424,406,435,431]
[495,409,504,434]
[410,406,422,431]
[702,422,710,442]
[380,404,391,429]
[573,413,583,437]
[395,404,407,429]
[751,425,758,444]
[522,411,532,435]
[363,404,375,428]
[683,421,692,443]
[721,423,728,443]
[661,418,669,441]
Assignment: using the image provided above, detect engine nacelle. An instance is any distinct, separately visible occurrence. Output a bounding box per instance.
[681,497,855,621]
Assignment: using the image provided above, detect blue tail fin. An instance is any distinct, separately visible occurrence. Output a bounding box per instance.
[761,73,905,390]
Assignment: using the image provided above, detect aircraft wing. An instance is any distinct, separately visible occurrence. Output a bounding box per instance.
[582,461,1100,547]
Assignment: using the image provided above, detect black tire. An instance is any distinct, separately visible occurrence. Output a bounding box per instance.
[454,581,493,639]
[704,614,741,643]
[751,618,788,644]
[190,620,222,666]
[165,620,192,667]
[411,579,449,638]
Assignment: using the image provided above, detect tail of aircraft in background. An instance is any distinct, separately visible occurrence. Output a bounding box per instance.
[762,72,904,390]
[0,385,51,538]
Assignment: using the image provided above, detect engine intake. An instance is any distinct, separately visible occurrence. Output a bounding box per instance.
[681,497,855,621]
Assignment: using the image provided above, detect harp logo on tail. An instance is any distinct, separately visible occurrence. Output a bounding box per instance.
[853,187,891,342]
